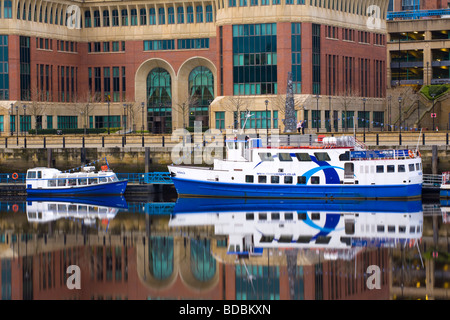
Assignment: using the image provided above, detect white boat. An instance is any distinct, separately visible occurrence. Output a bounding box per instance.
[26,162,127,195]
[170,198,423,258]
[168,135,423,199]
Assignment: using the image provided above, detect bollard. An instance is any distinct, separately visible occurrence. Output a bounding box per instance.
[24,137,27,148]
[447,133,449,145]
[5,137,7,148]
[162,136,165,147]
[399,133,402,146]
[82,136,85,148]
[43,137,46,149]
[63,136,65,148]
[122,136,125,147]
[376,134,379,146]
[142,136,144,147]
[287,134,290,146]
[102,136,105,148]
[422,133,425,146]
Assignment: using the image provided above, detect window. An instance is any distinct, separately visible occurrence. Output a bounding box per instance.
[297,176,306,184]
[140,8,146,25]
[311,176,320,184]
[296,153,311,161]
[112,9,119,26]
[398,165,405,173]
[314,152,331,161]
[158,7,165,24]
[284,176,293,184]
[416,163,420,170]
[206,5,213,22]
[143,40,175,51]
[259,153,273,161]
[196,5,203,22]
[4,1,12,19]
[246,213,254,220]
[245,175,254,183]
[285,213,293,220]
[177,38,209,49]
[259,213,267,220]
[376,165,384,173]
[149,8,156,25]
[177,7,184,23]
[103,10,110,26]
[167,7,175,24]
[291,23,302,93]
[121,9,128,26]
[258,175,267,183]
[271,176,279,184]
[271,213,280,220]
[387,165,395,173]
[278,153,293,161]
[131,9,138,25]
[0,35,9,100]
[409,164,415,172]
[186,6,193,23]
[215,112,225,129]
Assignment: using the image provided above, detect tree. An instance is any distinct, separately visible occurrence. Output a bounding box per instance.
[335,89,361,132]
[27,88,48,135]
[173,94,199,129]
[222,96,254,130]
[72,92,98,133]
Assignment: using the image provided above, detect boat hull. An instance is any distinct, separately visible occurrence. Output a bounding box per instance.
[26,180,128,195]
[440,188,450,198]
[172,177,422,199]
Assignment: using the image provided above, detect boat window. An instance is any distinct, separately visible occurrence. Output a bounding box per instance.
[339,151,350,161]
[57,204,67,213]
[377,225,385,232]
[259,153,273,161]
[48,180,57,187]
[415,163,420,170]
[246,213,254,220]
[278,153,293,161]
[398,165,405,173]
[37,171,42,179]
[284,176,293,184]
[68,179,77,186]
[89,178,98,184]
[409,164,415,172]
[399,226,406,233]
[409,226,415,233]
[271,213,280,220]
[111,175,119,182]
[27,171,36,179]
[79,178,87,186]
[376,165,384,173]
[278,235,293,243]
[311,176,320,184]
[387,165,395,173]
[245,175,254,183]
[79,206,88,214]
[227,142,235,150]
[271,176,279,184]
[285,213,293,220]
[295,153,311,161]
[259,213,267,220]
[99,177,108,183]
[48,204,57,211]
[258,175,267,183]
[314,152,331,161]
[68,205,77,211]
[315,236,331,244]
[260,235,274,243]
[297,236,311,243]
[297,176,306,185]
[297,212,307,220]
[58,179,66,187]
[388,225,395,233]
[311,213,320,220]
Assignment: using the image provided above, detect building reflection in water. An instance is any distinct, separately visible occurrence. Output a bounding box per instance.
[0,196,448,300]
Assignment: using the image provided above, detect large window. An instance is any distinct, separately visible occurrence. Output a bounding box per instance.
[57,116,78,129]
[240,111,271,129]
[312,24,321,95]
[291,23,301,93]
[233,23,277,95]
[188,66,214,128]
[20,36,30,100]
[0,35,9,100]
[147,68,172,133]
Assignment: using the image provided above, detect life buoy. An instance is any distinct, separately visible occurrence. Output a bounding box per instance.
[12,172,18,180]
[12,204,18,212]
[408,150,414,158]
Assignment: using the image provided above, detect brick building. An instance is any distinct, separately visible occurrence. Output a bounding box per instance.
[0,0,389,135]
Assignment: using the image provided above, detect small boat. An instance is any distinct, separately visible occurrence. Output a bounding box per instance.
[26,161,127,195]
[168,135,423,199]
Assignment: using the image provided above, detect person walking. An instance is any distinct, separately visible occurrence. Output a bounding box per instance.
[297,121,302,134]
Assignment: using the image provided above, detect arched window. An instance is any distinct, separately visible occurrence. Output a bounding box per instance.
[147,68,172,133]
[188,66,214,128]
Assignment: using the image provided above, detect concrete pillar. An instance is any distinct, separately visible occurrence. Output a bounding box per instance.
[431,145,438,174]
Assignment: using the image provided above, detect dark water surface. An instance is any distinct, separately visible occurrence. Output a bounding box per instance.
[0,189,448,300]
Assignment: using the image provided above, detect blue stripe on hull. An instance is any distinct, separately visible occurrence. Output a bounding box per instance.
[172,177,421,199]
[440,189,450,198]
[26,181,128,195]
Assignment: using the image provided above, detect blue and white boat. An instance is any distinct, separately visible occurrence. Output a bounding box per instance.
[26,164,127,195]
[168,135,423,199]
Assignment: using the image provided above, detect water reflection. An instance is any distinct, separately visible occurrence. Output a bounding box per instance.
[0,194,448,300]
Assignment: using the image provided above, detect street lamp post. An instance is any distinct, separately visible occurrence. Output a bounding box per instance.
[398,96,402,133]
[107,95,110,135]
[315,95,320,133]
[388,95,392,131]
[123,104,127,136]
[431,93,436,130]
[328,96,331,133]
[15,105,18,146]
[141,102,145,134]
[23,105,27,138]
[265,99,269,146]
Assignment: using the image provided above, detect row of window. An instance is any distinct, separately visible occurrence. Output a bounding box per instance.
[84,5,214,28]
[245,174,318,185]
[326,26,386,46]
[258,152,331,162]
[88,41,125,53]
[373,163,421,173]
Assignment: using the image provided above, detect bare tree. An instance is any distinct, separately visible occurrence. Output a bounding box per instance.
[335,89,361,132]
[27,88,48,135]
[72,92,98,133]
[222,96,254,130]
[173,94,199,129]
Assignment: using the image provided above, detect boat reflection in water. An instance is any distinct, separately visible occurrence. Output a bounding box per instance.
[171,198,423,260]
[25,196,128,226]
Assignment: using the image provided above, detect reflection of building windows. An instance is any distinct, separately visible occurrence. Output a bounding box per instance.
[233,23,277,95]
[190,239,216,282]
[235,264,280,299]
[149,237,173,280]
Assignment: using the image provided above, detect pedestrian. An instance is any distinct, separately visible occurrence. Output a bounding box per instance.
[301,120,305,135]
[297,121,302,133]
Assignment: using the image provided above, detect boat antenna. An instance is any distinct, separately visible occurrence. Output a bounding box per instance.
[240,110,253,135]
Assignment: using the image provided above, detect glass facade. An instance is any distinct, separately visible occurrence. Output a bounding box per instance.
[188,66,214,128]
[147,68,172,133]
[57,116,78,129]
[20,36,30,100]
[233,23,277,95]
[0,35,8,100]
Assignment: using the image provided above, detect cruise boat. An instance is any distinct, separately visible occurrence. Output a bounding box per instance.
[26,162,127,195]
[170,198,423,258]
[168,135,423,199]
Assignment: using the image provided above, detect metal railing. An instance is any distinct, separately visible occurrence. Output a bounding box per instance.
[423,174,442,188]
[0,173,26,184]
